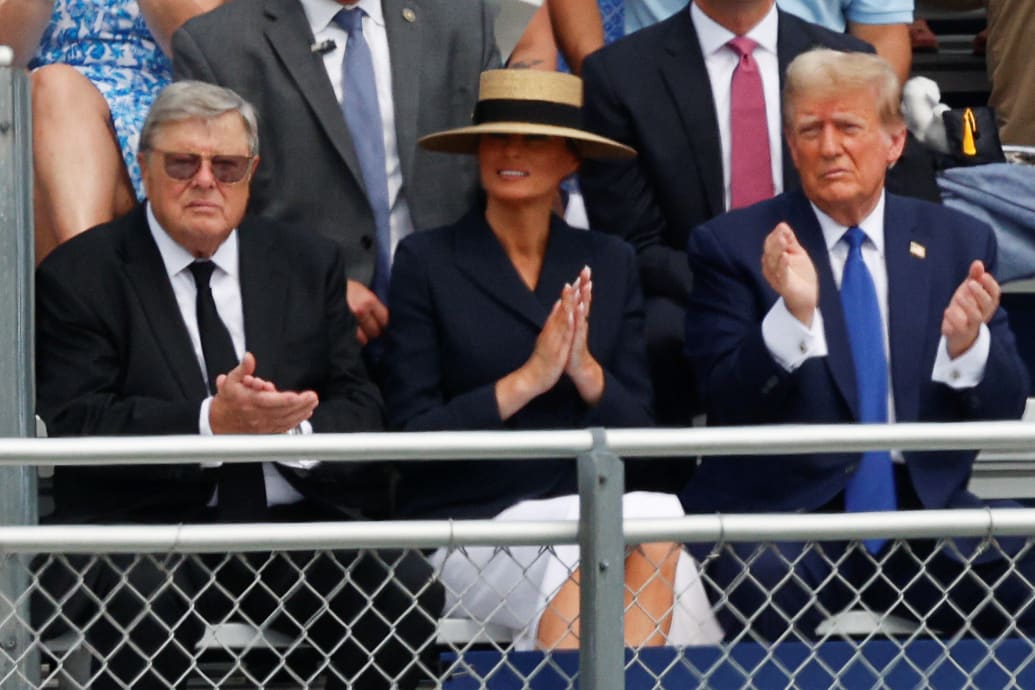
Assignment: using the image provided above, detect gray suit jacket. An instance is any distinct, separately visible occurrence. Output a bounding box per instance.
[173,0,500,286]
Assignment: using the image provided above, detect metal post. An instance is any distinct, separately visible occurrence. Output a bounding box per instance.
[578,428,625,690]
[0,64,38,688]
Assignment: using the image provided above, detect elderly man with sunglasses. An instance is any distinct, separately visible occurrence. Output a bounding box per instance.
[34,81,441,690]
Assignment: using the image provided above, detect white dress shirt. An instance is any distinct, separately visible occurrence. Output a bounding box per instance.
[300,0,414,263]
[760,193,992,459]
[690,1,784,211]
[147,204,314,506]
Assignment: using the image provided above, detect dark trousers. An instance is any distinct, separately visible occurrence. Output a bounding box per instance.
[34,546,442,689]
[695,533,1035,642]
[692,479,1035,642]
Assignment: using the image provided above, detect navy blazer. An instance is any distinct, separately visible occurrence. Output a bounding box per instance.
[35,205,385,523]
[680,189,1029,515]
[385,209,653,518]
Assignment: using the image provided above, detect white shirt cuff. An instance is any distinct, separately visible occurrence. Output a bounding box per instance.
[198,401,317,468]
[762,299,828,372]
[280,421,320,470]
[931,324,990,389]
[198,398,222,468]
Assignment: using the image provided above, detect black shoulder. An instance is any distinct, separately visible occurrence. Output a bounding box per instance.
[243,214,343,267]
[587,9,685,67]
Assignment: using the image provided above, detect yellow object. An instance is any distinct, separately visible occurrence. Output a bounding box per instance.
[962,108,978,156]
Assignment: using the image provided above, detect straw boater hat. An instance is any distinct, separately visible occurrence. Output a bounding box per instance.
[418,69,636,159]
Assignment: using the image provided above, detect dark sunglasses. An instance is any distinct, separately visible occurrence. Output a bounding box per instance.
[151,149,256,184]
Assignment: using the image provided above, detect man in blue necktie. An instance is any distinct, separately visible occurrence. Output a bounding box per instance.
[682,49,1034,642]
[173,0,500,352]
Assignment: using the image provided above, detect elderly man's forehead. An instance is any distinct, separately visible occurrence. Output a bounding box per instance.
[788,85,881,117]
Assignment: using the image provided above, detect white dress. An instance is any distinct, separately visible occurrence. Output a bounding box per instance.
[432,491,724,650]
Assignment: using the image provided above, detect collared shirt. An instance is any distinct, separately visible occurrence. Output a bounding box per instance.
[146,204,313,506]
[625,0,914,37]
[761,192,991,455]
[690,1,784,211]
[300,0,414,264]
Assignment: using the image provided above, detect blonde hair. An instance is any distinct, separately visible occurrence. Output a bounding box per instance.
[782,49,903,131]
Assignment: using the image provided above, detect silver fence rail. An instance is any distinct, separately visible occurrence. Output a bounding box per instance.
[0,424,1034,688]
[0,64,37,689]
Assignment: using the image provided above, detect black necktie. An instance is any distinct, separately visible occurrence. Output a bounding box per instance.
[188,261,267,521]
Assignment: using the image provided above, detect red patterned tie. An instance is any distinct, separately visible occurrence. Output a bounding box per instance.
[728,36,773,209]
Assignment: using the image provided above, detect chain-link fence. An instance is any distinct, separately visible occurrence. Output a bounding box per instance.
[4,510,1035,689]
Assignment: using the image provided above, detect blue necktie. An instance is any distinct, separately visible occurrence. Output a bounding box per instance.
[334,9,392,303]
[839,227,897,553]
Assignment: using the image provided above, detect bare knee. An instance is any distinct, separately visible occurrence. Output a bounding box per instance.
[31,64,109,119]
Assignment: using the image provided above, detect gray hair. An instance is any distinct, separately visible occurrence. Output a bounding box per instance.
[783,49,904,132]
[139,81,259,155]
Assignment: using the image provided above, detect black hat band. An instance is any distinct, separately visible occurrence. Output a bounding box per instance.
[473,99,583,130]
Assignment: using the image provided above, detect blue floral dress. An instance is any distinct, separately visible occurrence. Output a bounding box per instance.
[29,0,173,199]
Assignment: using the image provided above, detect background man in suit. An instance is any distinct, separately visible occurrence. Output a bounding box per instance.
[173,0,500,348]
[579,0,936,426]
[35,81,439,689]
[682,49,1033,641]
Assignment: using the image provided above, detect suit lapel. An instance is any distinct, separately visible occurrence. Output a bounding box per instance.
[121,207,209,399]
[658,14,724,218]
[884,195,930,422]
[536,216,591,303]
[451,212,553,330]
[384,0,421,187]
[263,0,365,187]
[237,219,287,382]
[789,192,860,419]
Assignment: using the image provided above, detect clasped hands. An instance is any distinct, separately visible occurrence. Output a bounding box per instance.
[496,266,604,420]
[208,352,318,434]
[761,222,998,357]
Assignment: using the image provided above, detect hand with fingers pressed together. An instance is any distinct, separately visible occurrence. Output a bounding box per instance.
[495,265,604,420]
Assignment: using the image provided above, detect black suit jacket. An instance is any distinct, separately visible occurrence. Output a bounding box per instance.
[384,209,653,519]
[36,205,385,523]
[173,0,500,287]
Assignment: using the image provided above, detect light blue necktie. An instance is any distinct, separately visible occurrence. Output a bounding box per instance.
[334,8,392,303]
[839,227,897,553]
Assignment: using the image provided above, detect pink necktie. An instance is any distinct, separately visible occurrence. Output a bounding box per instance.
[728,36,774,209]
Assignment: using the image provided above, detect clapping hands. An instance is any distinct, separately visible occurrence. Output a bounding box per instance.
[495,266,605,420]
[942,260,1000,358]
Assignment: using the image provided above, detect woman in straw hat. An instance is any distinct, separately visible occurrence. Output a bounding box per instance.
[384,69,721,651]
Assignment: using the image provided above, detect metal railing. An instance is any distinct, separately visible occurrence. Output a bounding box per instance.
[0,423,1035,688]
[0,63,37,689]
